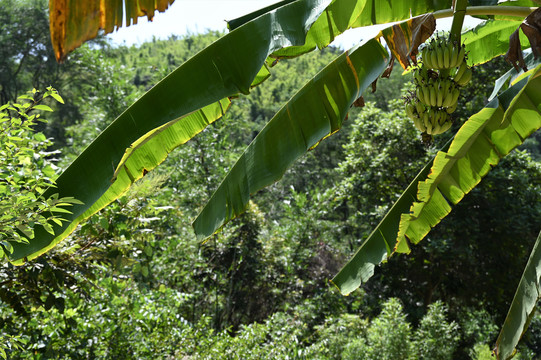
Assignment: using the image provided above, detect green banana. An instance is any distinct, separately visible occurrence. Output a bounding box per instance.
[454,61,467,83]
[423,86,432,106]
[441,79,451,102]
[422,47,432,68]
[442,86,454,107]
[416,87,424,104]
[423,111,431,130]
[433,121,442,135]
[446,101,458,114]
[430,112,440,134]
[429,85,437,107]
[455,45,465,68]
[426,117,433,134]
[413,116,426,132]
[438,111,449,126]
[436,84,443,107]
[409,39,470,135]
[443,44,450,68]
[405,103,416,120]
[449,43,459,68]
[436,44,444,69]
[415,101,424,115]
[450,88,460,107]
[439,120,452,134]
[430,47,439,70]
[456,67,472,86]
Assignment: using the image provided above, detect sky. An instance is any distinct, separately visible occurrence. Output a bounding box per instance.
[106,0,483,50]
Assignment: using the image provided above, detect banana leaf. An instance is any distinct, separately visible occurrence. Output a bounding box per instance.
[10,0,332,264]
[495,229,541,360]
[49,0,175,61]
[332,64,541,295]
[227,0,299,30]
[462,19,528,66]
[192,38,390,239]
[271,0,452,58]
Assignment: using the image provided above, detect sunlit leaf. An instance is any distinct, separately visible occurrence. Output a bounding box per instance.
[462,19,527,66]
[32,104,53,112]
[49,92,64,104]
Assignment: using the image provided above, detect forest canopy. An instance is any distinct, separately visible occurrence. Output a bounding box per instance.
[0,0,540,358]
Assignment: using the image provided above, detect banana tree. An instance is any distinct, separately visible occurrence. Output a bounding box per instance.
[10,0,541,358]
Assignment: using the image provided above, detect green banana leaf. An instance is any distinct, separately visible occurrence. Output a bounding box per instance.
[227,0,298,30]
[394,63,541,252]
[271,0,452,58]
[462,19,528,66]
[495,229,541,360]
[192,38,390,239]
[9,0,332,264]
[237,0,450,76]
[332,64,541,295]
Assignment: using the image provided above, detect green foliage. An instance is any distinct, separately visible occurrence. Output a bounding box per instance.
[458,307,499,356]
[0,333,25,359]
[0,19,540,358]
[412,301,460,360]
[0,88,80,256]
[471,344,495,360]
[304,298,462,360]
[359,298,413,360]
[304,313,369,359]
[180,312,306,360]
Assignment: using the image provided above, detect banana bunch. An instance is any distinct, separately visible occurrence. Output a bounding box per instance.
[405,99,452,136]
[415,77,460,108]
[404,34,473,141]
[421,36,465,70]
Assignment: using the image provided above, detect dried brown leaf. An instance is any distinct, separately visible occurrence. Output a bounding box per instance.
[521,7,541,58]
[381,56,395,78]
[505,8,541,72]
[380,14,436,70]
[409,14,436,61]
[353,96,365,108]
[50,0,175,62]
[371,79,377,93]
[505,29,527,72]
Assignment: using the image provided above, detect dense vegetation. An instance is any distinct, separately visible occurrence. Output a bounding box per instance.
[1,0,540,358]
